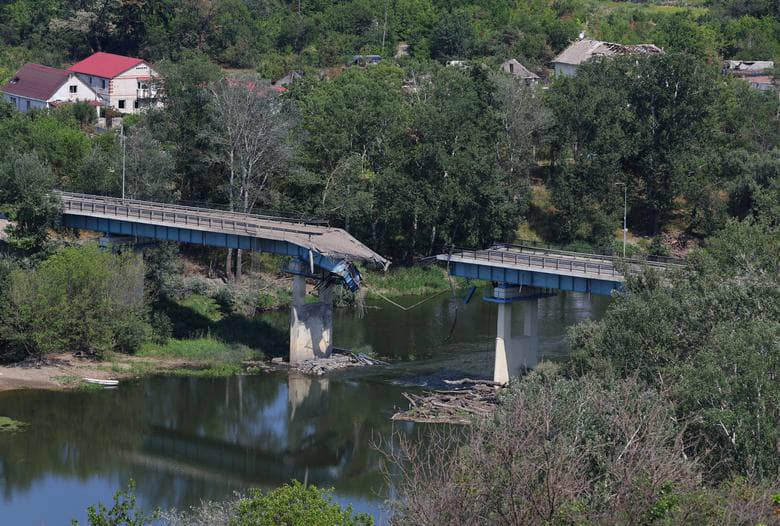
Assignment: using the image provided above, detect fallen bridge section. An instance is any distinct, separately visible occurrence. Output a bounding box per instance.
[57,191,389,365]
[58,191,388,278]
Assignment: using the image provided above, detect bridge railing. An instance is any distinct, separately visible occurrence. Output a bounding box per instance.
[448,248,623,277]
[493,242,685,268]
[57,191,324,238]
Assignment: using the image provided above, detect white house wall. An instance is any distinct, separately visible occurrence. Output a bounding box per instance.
[49,74,99,104]
[110,63,160,114]
[554,63,578,77]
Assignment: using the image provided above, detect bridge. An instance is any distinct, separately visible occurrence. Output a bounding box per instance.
[57,191,389,363]
[437,243,682,383]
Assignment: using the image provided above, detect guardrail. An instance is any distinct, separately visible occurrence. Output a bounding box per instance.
[448,248,622,278]
[57,191,324,238]
[492,242,685,268]
[55,191,328,226]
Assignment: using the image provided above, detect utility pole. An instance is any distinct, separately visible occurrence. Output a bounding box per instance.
[121,122,126,200]
[615,182,627,258]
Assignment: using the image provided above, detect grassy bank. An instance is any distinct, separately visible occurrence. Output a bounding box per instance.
[360,265,468,298]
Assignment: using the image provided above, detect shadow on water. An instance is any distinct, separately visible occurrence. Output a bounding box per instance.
[0,289,609,525]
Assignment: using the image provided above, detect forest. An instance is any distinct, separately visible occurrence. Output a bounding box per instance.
[0,1,778,524]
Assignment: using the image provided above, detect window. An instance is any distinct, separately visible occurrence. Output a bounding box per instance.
[101,79,106,89]
[25,100,30,110]
[509,63,514,73]
[118,99,125,109]
[69,85,77,94]
[133,100,139,109]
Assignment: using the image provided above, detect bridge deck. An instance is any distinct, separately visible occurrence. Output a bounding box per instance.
[437,245,682,296]
[439,246,626,282]
[58,192,388,267]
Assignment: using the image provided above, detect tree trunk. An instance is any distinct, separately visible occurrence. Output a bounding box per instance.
[236,249,243,282]
[226,248,234,281]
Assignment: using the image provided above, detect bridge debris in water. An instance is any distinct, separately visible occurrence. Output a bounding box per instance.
[392,379,502,425]
[272,350,388,376]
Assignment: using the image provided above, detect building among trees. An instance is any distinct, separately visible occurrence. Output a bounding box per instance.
[67,52,161,114]
[499,59,540,84]
[0,63,99,112]
[552,38,663,76]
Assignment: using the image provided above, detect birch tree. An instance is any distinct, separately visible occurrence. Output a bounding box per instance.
[207,78,296,281]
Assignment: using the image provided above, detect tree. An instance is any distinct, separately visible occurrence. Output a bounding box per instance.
[206,77,296,280]
[122,125,177,202]
[546,53,721,236]
[72,480,159,526]
[0,150,59,252]
[493,73,552,179]
[388,372,780,525]
[0,244,150,358]
[567,220,780,480]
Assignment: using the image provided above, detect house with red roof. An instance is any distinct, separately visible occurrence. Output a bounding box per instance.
[1,63,99,113]
[68,52,161,114]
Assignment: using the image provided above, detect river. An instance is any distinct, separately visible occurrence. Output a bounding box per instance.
[0,290,609,525]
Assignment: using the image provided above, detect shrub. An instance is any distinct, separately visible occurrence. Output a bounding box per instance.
[0,244,151,358]
[389,374,704,525]
[71,480,159,526]
[233,481,373,526]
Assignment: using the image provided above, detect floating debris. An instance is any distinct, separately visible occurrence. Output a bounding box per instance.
[392,381,501,425]
[279,350,389,376]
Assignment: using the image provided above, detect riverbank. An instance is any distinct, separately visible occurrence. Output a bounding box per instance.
[0,338,267,392]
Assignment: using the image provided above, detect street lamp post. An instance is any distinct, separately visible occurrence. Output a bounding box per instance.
[121,123,126,200]
[615,182,627,258]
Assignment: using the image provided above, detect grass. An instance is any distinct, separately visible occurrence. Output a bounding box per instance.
[138,336,259,362]
[361,265,458,298]
[177,294,223,322]
[0,416,28,433]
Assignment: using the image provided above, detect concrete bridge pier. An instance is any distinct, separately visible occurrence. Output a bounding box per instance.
[289,260,334,364]
[492,285,539,385]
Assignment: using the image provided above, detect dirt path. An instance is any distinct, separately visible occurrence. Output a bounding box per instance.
[0,353,193,392]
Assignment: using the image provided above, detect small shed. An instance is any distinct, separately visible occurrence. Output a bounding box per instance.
[500,59,540,84]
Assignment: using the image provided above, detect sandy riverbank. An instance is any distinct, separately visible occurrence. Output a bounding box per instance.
[0,353,215,392]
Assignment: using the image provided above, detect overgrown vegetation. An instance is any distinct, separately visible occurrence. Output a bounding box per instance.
[81,480,372,526]
[388,220,780,525]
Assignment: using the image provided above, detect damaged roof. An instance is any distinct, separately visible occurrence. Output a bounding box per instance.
[553,38,663,66]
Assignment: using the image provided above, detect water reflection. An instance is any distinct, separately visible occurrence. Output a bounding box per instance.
[0,290,609,524]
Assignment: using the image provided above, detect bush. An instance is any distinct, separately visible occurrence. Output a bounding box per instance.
[234,481,373,526]
[388,373,779,525]
[0,244,151,358]
[72,480,159,526]
[568,220,780,480]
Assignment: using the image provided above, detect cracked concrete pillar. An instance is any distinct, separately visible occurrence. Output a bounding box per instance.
[289,260,334,364]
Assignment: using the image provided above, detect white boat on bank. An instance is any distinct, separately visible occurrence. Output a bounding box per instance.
[82,378,119,387]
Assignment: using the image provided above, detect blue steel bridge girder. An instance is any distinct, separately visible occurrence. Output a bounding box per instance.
[448,260,621,297]
[62,214,361,289]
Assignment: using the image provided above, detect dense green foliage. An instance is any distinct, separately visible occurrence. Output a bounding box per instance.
[0,0,777,258]
[0,244,150,360]
[568,220,780,480]
[81,481,371,526]
[233,481,373,526]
